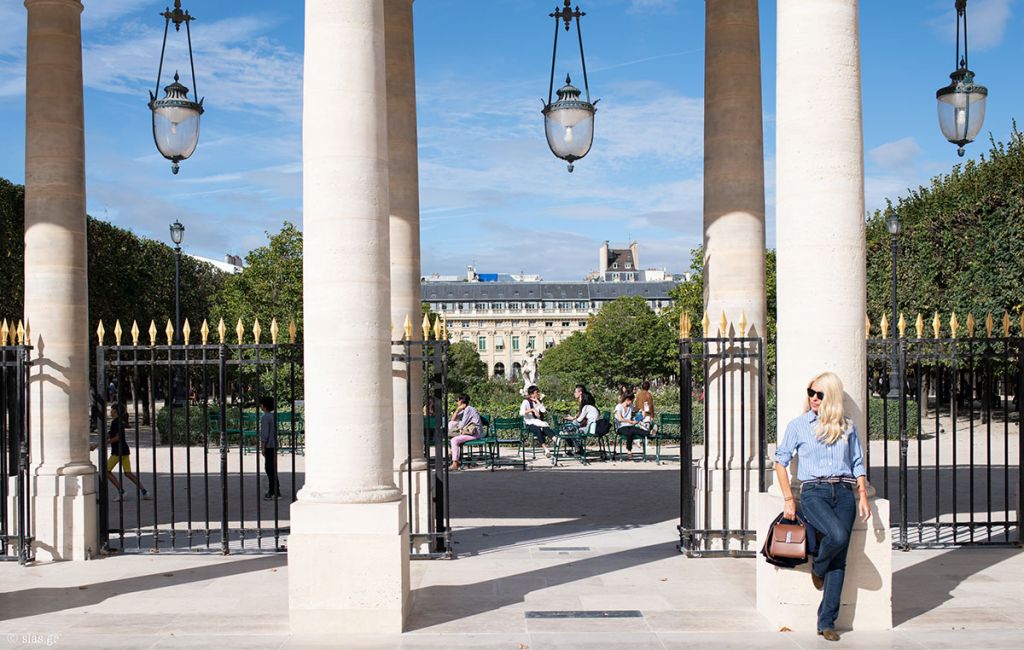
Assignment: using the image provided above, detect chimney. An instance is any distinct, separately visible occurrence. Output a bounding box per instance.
[599,240,609,276]
[629,241,639,270]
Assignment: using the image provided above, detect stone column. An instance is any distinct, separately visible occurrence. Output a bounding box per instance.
[698,0,766,548]
[290,0,408,634]
[765,0,891,630]
[24,0,96,562]
[385,0,430,551]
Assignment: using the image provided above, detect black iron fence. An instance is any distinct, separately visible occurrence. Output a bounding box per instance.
[1,325,32,564]
[678,323,767,557]
[393,337,451,559]
[94,318,303,554]
[867,327,1023,549]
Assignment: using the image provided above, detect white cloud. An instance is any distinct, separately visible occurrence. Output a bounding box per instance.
[930,0,1014,51]
[869,137,924,172]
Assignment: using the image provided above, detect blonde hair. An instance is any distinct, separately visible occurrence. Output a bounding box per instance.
[806,372,850,445]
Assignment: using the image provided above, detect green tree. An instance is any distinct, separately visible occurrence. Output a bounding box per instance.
[213,222,303,340]
[0,179,24,321]
[447,340,486,396]
[866,127,1024,325]
[535,331,594,386]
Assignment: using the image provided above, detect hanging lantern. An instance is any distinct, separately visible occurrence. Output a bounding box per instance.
[149,0,204,174]
[936,0,987,157]
[542,1,599,173]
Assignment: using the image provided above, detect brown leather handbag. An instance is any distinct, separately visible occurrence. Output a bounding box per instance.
[767,513,807,560]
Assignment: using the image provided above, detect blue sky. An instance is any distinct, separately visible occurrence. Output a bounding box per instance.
[0,0,1021,280]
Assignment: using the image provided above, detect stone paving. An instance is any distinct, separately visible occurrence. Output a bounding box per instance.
[2,456,1022,648]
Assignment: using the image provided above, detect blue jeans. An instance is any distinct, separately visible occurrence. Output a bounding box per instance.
[799,482,856,632]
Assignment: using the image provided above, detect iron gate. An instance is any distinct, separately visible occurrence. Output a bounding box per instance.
[867,334,1023,548]
[94,319,303,554]
[393,337,451,559]
[1,333,32,563]
[678,332,767,557]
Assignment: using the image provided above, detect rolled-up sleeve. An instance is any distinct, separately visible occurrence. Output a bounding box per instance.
[774,421,797,467]
[848,424,866,478]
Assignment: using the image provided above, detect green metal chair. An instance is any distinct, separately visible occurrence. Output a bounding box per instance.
[491,416,527,470]
[276,411,304,455]
[459,415,497,470]
[550,416,590,466]
[651,413,682,464]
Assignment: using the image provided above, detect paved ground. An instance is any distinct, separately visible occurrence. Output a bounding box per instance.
[2,458,1022,648]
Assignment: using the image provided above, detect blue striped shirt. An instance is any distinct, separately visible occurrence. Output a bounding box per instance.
[774,410,866,481]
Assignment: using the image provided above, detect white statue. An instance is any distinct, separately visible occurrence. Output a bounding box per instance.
[520,348,540,395]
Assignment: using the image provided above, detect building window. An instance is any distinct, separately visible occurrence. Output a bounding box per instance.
[460,321,469,328]
[544,336,555,349]
[478,336,487,352]
[495,336,505,351]
[545,321,553,327]
[578,321,587,327]
[511,362,522,379]
[511,336,520,351]
[528,336,536,350]
[508,302,521,310]
[625,262,632,269]
[612,262,618,269]
[493,362,505,377]
[561,321,569,327]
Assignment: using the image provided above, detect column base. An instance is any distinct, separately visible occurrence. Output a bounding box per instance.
[288,498,410,634]
[755,492,892,632]
[31,468,98,562]
[395,466,431,554]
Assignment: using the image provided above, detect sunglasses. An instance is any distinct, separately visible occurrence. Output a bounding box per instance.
[806,388,825,401]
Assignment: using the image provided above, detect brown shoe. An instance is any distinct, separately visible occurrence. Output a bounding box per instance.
[448,460,460,471]
[811,572,824,591]
[818,629,840,642]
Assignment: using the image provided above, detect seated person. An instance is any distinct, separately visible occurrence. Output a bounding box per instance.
[447,394,482,471]
[562,390,599,456]
[521,385,554,458]
[614,393,648,459]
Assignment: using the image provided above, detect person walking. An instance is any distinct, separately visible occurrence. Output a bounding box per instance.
[91,402,149,501]
[773,372,870,642]
[259,396,281,500]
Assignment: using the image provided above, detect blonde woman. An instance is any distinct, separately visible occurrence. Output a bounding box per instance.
[773,372,869,642]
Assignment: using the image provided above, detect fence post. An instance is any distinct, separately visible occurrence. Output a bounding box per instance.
[679,338,694,548]
[218,344,229,555]
[95,346,108,553]
[898,337,909,550]
[1018,340,1024,546]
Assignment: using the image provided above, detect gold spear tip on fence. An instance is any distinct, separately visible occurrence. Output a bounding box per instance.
[403,314,413,341]
[984,313,994,338]
[441,314,448,339]
[288,319,297,344]
[131,320,140,346]
[701,311,710,336]
[932,312,941,339]
[421,313,431,340]
[270,318,279,345]
[218,318,227,343]
[966,313,976,338]
[16,320,25,345]
[148,320,158,346]
[950,312,959,338]
[433,316,442,340]
[865,314,871,339]
[201,319,210,345]
[719,310,729,337]
[915,313,924,338]
[739,311,748,337]
[1003,312,1011,337]
[880,313,889,339]
[95,320,104,346]
[898,313,907,338]
[183,318,192,345]
[113,320,123,346]
[165,319,174,345]
[235,318,244,345]
[253,318,262,343]
[680,312,691,338]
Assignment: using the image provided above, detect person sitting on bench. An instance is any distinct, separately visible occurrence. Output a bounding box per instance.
[447,394,482,471]
[614,393,648,459]
[521,385,554,458]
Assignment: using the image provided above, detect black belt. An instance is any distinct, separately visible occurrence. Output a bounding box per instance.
[802,477,856,487]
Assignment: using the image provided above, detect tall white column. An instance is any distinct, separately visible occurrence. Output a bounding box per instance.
[763,0,891,631]
[290,0,408,634]
[698,0,767,547]
[385,0,430,551]
[24,0,97,562]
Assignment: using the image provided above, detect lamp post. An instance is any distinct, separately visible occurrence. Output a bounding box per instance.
[170,221,185,344]
[542,1,598,173]
[886,213,901,400]
[150,0,204,174]
[936,0,987,157]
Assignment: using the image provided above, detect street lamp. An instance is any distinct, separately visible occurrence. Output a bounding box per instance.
[936,0,987,157]
[169,221,185,344]
[150,0,204,175]
[886,213,901,400]
[542,1,598,173]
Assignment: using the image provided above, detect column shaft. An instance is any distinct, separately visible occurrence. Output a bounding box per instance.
[24,0,96,562]
[385,0,426,472]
